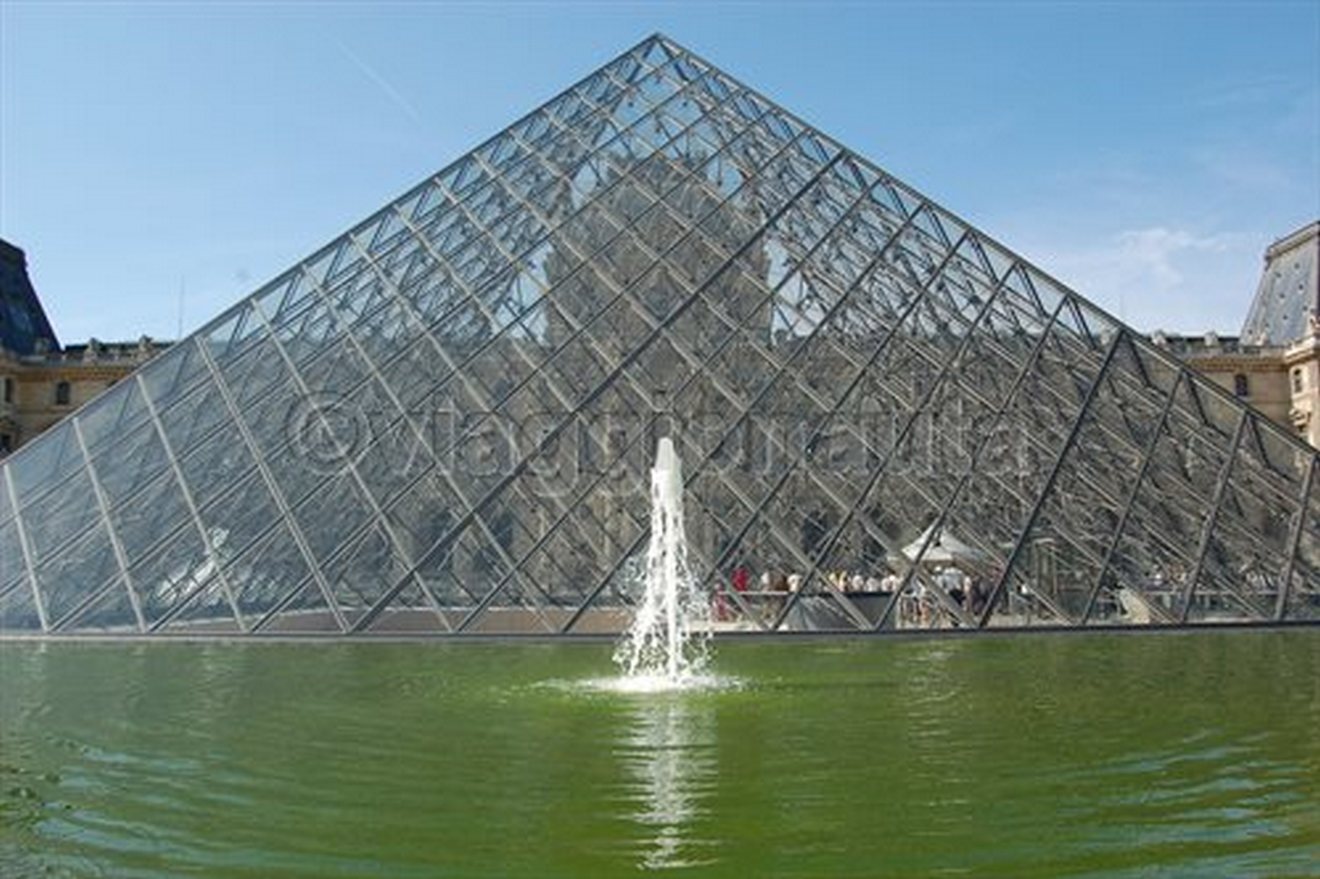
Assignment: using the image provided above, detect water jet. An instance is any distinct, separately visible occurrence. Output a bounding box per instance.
[613,438,712,689]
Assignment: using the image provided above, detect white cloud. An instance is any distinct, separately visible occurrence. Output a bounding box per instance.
[1020,226,1260,334]
[1109,227,1236,289]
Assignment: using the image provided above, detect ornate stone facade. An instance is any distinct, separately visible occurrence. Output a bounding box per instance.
[0,240,168,456]
[1174,222,1320,449]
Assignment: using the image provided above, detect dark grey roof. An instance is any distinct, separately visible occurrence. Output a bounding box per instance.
[1240,222,1320,346]
[0,239,60,355]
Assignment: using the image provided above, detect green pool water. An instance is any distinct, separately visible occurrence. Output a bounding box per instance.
[2,631,1318,877]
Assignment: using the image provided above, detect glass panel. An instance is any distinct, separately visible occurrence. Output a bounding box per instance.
[126,525,226,629]
[1187,472,1294,623]
[107,470,191,565]
[0,477,11,528]
[227,523,313,626]
[227,337,290,408]
[56,577,138,634]
[987,564,1070,629]
[257,578,340,633]
[322,525,405,626]
[263,434,336,511]
[198,471,280,562]
[158,590,244,634]
[364,576,447,633]
[1284,470,1320,621]
[22,468,101,564]
[76,380,149,457]
[95,422,172,507]
[0,519,25,593]
[139,337,210,410]
[0,579,42,631]
[354,417,433,511]
[204,303,265,366]
[176,421,256,512]
[385,470,465,562]
[36,522,122,628]
[294,474,371,564]
[9,421,81,505]
[235,375,303,459]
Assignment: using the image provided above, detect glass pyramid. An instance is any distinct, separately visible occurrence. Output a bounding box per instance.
[2,34,1317,636]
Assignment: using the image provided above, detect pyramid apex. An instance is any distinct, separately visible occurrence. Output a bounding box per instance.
[637,31,677,50]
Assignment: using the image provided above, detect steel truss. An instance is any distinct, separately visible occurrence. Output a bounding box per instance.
[1,34,1317,636]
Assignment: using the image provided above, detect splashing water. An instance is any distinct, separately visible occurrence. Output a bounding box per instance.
[613,438,712,689]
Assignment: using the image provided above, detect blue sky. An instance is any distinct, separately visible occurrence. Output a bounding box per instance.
[1,1,1316,344]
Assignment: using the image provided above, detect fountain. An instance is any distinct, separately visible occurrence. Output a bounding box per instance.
[612,438,712,689]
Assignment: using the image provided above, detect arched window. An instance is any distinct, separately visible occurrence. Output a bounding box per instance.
[2,377,12,404]
[54,381,71,406]
[1293,369,1305,394]
[1233,373,1249,398]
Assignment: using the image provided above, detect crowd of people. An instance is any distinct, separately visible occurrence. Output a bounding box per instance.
[721,563,996,627]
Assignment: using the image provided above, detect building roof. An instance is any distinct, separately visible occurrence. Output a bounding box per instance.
[1240,221,1320,346]
[0,239,60,355]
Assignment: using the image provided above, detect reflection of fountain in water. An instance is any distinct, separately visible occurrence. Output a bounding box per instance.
[614,438,711,689]
[619,696,717,871]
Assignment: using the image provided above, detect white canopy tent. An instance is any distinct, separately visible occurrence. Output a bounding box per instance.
[901,524,989,566]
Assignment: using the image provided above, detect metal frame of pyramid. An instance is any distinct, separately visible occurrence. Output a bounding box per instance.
[2,34,1317,636]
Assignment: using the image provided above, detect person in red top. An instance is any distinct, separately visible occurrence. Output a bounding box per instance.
[717,564,751,622]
